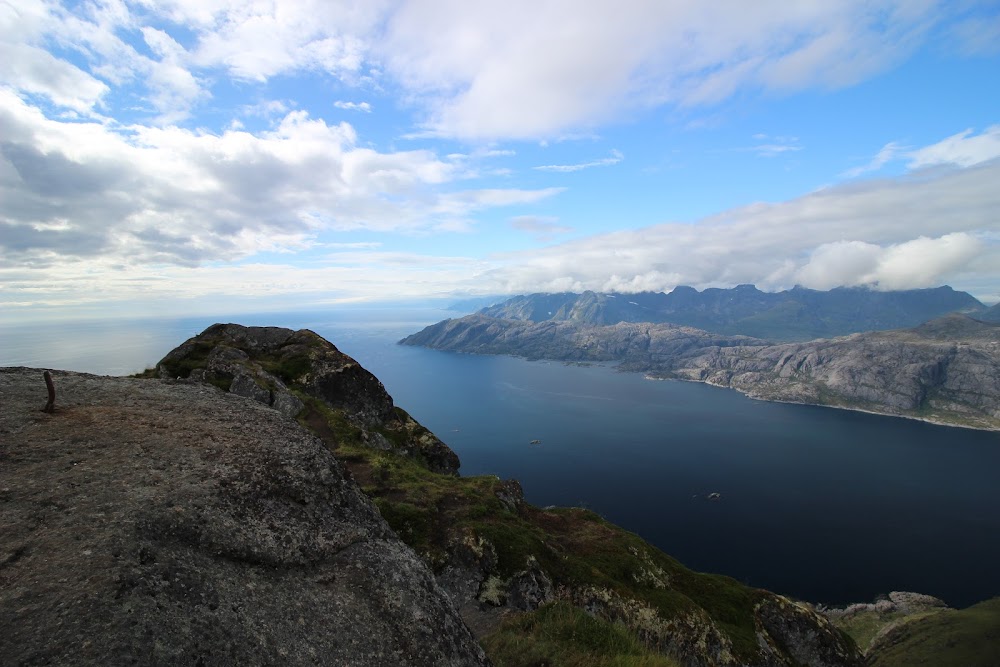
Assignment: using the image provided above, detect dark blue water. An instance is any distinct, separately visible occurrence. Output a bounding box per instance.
[3,309,999,607]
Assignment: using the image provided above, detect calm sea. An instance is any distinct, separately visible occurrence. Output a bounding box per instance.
[3,309,999,608]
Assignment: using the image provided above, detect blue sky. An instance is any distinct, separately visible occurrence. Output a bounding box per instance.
[2,1,1000,322]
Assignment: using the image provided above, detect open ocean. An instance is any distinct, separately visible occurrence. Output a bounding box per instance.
[4,308,999,607]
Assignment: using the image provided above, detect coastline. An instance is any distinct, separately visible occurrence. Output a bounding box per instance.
[643,372,1000,433]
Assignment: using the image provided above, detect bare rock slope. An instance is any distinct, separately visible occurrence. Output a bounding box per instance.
[0,367,488,667]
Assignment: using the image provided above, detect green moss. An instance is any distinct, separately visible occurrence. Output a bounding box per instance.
[158,340,216,378]
[483,602,679,667]
[261,353,312,384]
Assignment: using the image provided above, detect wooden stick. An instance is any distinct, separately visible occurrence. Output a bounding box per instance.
[43,371,55,413]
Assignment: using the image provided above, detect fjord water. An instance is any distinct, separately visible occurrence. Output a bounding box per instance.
[4,309,999,608]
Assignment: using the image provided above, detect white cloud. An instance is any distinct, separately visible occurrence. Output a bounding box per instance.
[908,125,1000,169]
[0,91,561,269]
[334,100,372,112]
[479,149,516,157]
[843,126,1000,178]
[869,233,984,290]
[746,135,802,158]
[794,235,982,290]
[482,157,1000,295]
[0,1,108,112]
[0,42,109,112]
[794,241,884,289]
[842,141,906,178]
[241,99,291,118]
[510,215,574,240]
[534,150,624,172]
[2,2,975,141]
[380,1,944,139]
[0,0,210,122]
[166,0,381,80]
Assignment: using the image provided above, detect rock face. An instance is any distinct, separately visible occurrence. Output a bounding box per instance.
[665,315,1000,430]
[0,367,488,666]
[402,314,1000,430]
[156,323,459,474]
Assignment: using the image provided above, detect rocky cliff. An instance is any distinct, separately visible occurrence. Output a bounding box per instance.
[153,323,459,474]
[657,314,1000,430]
[0,366,488,666]
[141,324,863,667]
[402,314,1000,430]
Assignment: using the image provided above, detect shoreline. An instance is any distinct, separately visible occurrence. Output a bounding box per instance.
[641,372,1000,433]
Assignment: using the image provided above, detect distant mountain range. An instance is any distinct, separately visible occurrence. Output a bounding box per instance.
[476,284,986,342]
[402,286,1000,430]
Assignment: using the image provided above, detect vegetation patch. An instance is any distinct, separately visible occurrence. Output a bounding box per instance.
[260,352,312,384]
[296,386,769,661]
[867,597,1000,667]
[482,602,679,667]
[158,340,216,378]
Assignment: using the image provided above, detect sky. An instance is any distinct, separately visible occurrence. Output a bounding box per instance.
[2,0,1000,323]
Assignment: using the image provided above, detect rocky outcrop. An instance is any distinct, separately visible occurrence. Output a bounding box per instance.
[754,597,862,667]
[0,367,488,666]
[402,314,1000,430]
[821,591,949,622]
[155,323,460,474]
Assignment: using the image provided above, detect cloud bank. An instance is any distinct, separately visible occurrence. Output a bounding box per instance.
[0,90,559,269]
[483,156,1000,296]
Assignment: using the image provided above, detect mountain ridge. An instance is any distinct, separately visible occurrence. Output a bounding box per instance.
[478,285,985,342]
